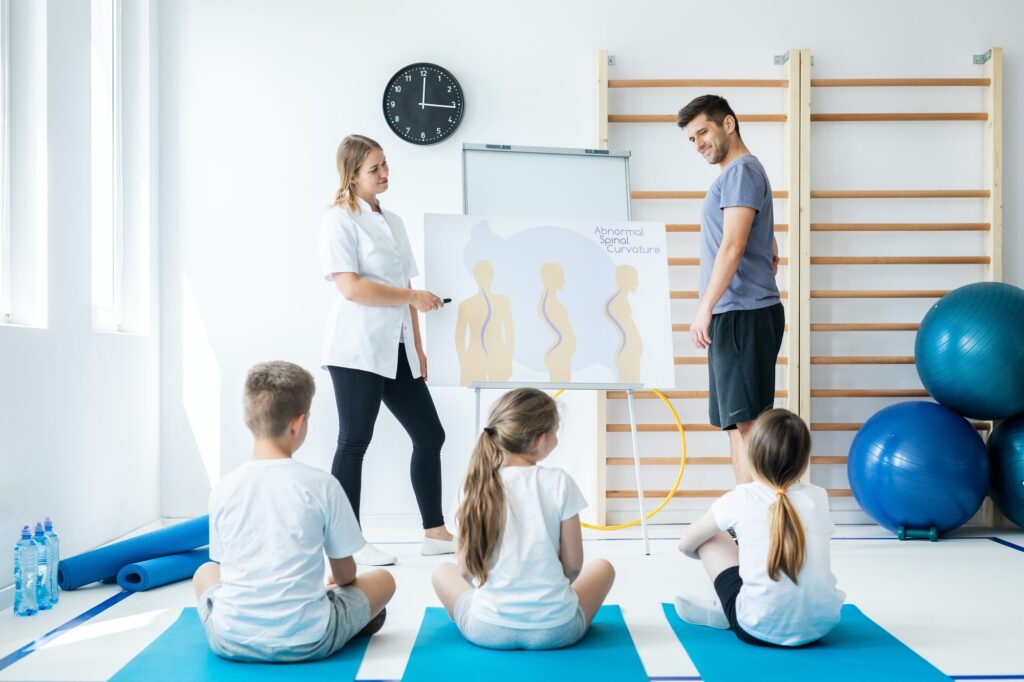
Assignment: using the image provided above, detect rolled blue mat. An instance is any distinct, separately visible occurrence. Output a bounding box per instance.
[117,549,211,592]
[58,516,209,590]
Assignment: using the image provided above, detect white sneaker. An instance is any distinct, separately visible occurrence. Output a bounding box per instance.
[674,594,729,629]
[420,537,456,556]
[354,543,397,566]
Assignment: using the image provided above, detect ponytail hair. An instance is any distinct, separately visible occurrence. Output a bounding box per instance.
[456,388,560,584]
[333,134,382,214]
[746,408,811,583]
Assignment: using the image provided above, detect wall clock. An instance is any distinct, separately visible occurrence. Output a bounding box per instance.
[383,63,465,145]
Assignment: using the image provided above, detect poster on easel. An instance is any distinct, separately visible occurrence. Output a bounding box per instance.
[424,213,675,388]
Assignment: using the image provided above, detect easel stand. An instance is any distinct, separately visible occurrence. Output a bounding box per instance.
[471,381,650,555]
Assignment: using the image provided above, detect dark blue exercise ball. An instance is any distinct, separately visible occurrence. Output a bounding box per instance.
[915,282,1024,420]
[848,401,989,535]
[988,414,1024,529]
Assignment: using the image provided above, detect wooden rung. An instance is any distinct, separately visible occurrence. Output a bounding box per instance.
[811,456,848,465]
[668,223,790,233]
[676,323,791,332]
[670,257,790,266]
[634,190,789,200]
[673,290,788,299]
[812,389,929,397]
[811,356,915,365]
[609,113,787,123]
[811,112,987,122]
[811,323,918,332]
[607,489,853,498]
[812,422,991,431]
[810,223,989,232]
[607,456,732,466]
[811,256,989,265]
[606,390,788,399]
[609,79,789,89]
[607,423,720,432]
[675,356,789,365]
[810,290,949,298]
[811,190,989,199]
[810,78,991,88]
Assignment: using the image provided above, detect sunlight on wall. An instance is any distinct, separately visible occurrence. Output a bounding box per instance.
[182,275,220,485]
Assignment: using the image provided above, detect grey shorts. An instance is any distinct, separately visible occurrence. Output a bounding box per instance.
[198,583,371,662]
[452,589,588,650]
[707,303,785,430]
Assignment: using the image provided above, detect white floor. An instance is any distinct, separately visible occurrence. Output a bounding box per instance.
[1,524,1023,681]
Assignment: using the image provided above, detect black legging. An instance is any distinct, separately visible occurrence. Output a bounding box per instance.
[328,345,446,529]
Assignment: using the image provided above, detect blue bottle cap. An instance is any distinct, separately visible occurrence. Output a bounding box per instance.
[44,518,53,530]
[34,522,44,536]
[21,525,31,538]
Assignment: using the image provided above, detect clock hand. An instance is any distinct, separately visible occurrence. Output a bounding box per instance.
[422,102,457,109]
[420,76,426,110]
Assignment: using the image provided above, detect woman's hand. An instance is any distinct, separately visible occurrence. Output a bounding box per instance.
[409,289,443,312]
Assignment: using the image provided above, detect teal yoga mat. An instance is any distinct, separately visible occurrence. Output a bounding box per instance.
[58,516,209,590]
[401,605,648,681]
[662,602,951,681]
[109,607,370,681]
[116,549,210,592]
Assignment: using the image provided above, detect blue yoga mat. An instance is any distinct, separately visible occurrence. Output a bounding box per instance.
[401,605,648,681]
[116,549,210,592]
[58,516,209,590]
[662,602,951,681]
[109,607,370,681]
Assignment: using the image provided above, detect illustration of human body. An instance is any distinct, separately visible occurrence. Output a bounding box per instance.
[455,261,515,385]
[604,265,643,383]
[539,263,576,382]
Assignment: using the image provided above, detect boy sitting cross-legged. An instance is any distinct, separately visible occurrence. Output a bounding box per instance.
[192,360,395,662]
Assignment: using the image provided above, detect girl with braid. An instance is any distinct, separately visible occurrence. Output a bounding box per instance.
[676,409,845,646]
[431,388,615,649]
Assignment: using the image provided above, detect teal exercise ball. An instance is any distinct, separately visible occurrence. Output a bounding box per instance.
[988,414,1024,529]
[915,282,1024,420]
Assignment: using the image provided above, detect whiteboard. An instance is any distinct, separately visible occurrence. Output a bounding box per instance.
[462,144,631,221]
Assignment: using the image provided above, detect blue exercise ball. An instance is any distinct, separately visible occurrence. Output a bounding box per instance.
[988,414,1024,529]
[915,282,1024,420]
[848,401,989,536]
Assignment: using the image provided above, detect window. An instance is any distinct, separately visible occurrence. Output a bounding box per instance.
[0,0,10,321]
[91,0,123,329]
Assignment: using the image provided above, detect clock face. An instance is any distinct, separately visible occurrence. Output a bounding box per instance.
[383,63,464,145]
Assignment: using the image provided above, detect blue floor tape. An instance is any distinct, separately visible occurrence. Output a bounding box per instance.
[0,590,133,672]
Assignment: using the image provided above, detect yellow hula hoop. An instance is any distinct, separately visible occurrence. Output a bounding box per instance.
[552,388,687,531]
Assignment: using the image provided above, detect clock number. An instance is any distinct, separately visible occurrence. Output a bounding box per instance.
[451,101,456,107]
[420,70,427,77]
[448,116,453,123]
[394,115,400,123]
[405,127,411,134]
[394,85,401,93]
[404,74,411,82]
[436,127,442,135]
[420,132,426,140]
[390,100,396,108]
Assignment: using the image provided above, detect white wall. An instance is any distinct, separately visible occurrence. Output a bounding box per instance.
[157,0,1024,526]
[0,0,159,591]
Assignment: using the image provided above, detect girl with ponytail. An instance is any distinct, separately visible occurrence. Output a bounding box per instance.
[432,388,615,650]
[675,409,845,647]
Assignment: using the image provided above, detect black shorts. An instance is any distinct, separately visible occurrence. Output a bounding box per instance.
[707,303,785,430]
[713,566,781,647]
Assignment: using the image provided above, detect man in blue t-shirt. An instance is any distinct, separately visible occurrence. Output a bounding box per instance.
[677,95,784,484]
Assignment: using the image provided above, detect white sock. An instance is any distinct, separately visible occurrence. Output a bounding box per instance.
[674,595,729,629]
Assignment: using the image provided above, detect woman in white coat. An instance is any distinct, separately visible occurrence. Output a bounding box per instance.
[319,134,454,565]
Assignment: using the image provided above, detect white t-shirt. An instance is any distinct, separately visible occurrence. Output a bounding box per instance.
[710,482,845,646]
[462,465,588,629]
[208,459,366,646]
[319,196,420,379]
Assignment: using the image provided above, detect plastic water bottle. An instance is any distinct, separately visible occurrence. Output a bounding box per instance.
[13,526,39,616]
[33,522,52,610]
[43,518,59,605]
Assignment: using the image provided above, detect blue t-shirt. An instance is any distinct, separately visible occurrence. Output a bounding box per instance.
[699,155,780,313]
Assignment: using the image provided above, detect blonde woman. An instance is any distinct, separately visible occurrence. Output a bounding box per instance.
[676,409,845,647]
[432,388,615,650]
[320,135,454,566]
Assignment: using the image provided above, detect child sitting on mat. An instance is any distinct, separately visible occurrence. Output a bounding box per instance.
[676,408,845,647]
[192,361,395,662]
[432,388,616,650]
